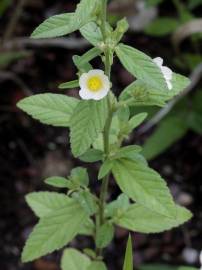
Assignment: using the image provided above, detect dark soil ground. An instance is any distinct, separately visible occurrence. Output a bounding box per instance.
[0,1,202,270]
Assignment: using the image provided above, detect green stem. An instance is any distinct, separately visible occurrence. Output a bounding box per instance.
[96,0,113,257]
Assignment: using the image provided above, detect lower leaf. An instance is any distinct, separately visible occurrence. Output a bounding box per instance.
[112,159,176,218]
[22,199,89,262]
[115,203,192,233]
[61,248,91,270]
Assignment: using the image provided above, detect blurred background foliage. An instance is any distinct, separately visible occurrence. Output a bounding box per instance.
[0,0,202,270]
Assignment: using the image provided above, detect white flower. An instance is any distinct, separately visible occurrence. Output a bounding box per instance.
[79,69,110,100]
[153,57,173,90]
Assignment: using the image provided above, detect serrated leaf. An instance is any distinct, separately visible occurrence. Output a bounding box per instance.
[105,194,130,219]
[44,177,68,188]
[78,218,95,236]
[113,18,129,44]
[70,98,108,157]
[26,192,72,218]
[80,22,103,46]
[70,167,89,187]
[119,81,167,107]
[31,0,100,38]
[31,13,75,38]
[123,235,133,270]
[95,223,114,248]
[22,197,89,262]
[116,203,192,233]
[98,160,113,180]
[17,94,78,127]
[59,80,79,89]
[142,116,188,160]
[61,248,91,270]
[115,43,167,90]
[73,190,98,216]
[79,149,104,163]
[119,74,190,107]
[112,159,176,218]
[112,145,142,160]
[87,261,107,270]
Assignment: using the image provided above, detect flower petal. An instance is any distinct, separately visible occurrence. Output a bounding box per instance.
[79,89,92,100]
[162,66,172,81]
[153,57,163,67]
[79,73,88,88]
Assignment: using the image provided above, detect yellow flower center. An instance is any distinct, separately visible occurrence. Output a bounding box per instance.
[87,76,103,92]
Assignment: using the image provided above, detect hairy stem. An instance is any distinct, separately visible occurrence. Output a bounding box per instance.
[96,0,113,257]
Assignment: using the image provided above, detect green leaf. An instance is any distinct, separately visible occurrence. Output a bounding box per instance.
[119,74,190,107]
[73,55,92,73]
[70,98,108,157]
[79,149,104,163]
[116,203,192,233]
[113,18,129,44]
[83,249,96,259]
[142,116,188,160]
[112,159,176,218]
[73,190,98,216]
[80,22,103,46]
[31,0,100,38]
[117,106,130,122]
[112,145,142,160]
[87,261,107,270]
[98,160,113,180]
[75,47,101,69]
[70,167,89,188]
[31,13,75,38]
[44,176,68,188]
[115,43,168,90]
[105,194,130,219]
[59,80,79,89]
[145,17,179,36]
[61,248,91,270]
[123,235,133,270]
[22,197,89,262]
[128,113,148,130]
[78,218,95,236]
[120,81,166,107]
[95,223,114,248]
[17,94,78,127]
[25,192,72,218]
